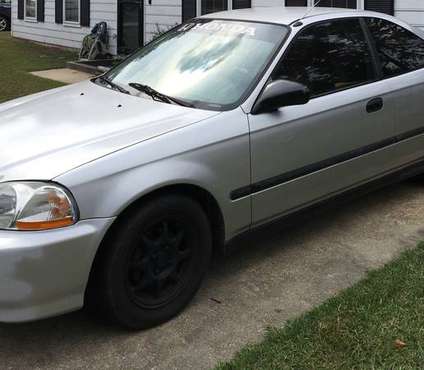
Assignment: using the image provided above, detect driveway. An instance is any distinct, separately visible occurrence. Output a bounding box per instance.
[1,182,423,369]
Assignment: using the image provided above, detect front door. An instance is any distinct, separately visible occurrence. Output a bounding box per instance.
[118,0,143,55]
[248,18,397,225]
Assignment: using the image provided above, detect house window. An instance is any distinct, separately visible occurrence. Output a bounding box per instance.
[183,0,252,20]
[64,0,79,23]
[314,0,357,8]
[201,0,227,15]
[364,0,394,15]
[233,0,251,9]
[25,0,36,18]
[200,0,251,15]
[285,0,307,5]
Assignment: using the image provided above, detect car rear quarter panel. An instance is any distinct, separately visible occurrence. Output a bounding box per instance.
[55,108,252,241]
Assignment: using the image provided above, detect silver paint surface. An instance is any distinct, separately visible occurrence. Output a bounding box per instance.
[0,7,423,322]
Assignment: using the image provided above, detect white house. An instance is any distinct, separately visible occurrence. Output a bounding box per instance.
[10,0,424,55]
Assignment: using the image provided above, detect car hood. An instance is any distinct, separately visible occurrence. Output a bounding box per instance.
[0,81,219,182]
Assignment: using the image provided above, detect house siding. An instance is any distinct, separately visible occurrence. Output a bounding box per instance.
[10,0,424,55]
[395,0,424,31]
[144,0,182,43]
[11,0,118,54]
[251,0,424,30]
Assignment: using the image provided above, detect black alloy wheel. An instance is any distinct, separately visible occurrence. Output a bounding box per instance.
[126,218,194,309]
[87,194,212,329]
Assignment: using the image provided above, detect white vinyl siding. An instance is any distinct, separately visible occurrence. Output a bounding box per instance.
[394,0,424,31]
[253,0,424,31]
[12,0,118,53]
[11,0,424,55]
[144,0,182,43]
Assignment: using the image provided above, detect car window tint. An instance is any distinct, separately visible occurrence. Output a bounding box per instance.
[276,19,375,96]
[365,18,424,78]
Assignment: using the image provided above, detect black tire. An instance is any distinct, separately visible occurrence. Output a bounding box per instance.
[87,194,212,329]
[0,16,9,32]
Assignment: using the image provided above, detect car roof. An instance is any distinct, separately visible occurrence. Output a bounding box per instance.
[200,6,379,25]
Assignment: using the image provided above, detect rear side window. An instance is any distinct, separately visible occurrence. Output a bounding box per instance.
[275,19,375,96]
[365,18,424,77]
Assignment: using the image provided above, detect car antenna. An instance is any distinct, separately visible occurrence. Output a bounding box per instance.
[299,0,324,20]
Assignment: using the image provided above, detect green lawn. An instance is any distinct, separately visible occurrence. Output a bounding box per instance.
[218,242,424,370]
[0,33,77,103]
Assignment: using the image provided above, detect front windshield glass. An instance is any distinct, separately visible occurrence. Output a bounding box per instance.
[106,20,288,110]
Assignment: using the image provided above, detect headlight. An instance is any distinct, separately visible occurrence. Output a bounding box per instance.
[0,182,78,231]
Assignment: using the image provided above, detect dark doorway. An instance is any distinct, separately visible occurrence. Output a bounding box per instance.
[118,0,143,55]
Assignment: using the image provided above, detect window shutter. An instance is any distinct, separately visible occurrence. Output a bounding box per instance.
[364,0,394,15]
[37,0,45,22]
[80,0,90,27]
[233,0,251,9]
[285,0,307,5]
[182,0,196,22]
[55,0,63,23]
[18,0,24,19]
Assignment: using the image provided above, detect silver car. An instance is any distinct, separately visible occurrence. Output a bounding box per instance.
[1,7,424,329]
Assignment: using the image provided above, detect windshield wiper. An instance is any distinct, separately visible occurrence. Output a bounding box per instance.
[128,82,194,108]
[96,75,130,95]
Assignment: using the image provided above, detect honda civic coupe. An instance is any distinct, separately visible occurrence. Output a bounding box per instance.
[0,7,423,329]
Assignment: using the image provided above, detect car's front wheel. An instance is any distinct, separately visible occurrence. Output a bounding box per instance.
[0,16,9,32]
[87,194,212,329]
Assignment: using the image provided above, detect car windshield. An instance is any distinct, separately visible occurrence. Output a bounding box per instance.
[106,19,288,110]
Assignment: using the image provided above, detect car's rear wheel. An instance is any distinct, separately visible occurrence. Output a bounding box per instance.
[0,16,9,32]
[88,194,212,329]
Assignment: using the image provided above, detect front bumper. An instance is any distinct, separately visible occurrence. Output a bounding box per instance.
[0,218,115,323]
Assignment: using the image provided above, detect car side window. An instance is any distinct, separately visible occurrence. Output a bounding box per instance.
[365,18,424,78]
[275,19,375,97]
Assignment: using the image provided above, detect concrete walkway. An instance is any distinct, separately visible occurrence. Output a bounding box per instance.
[31,68,94,84]
[0,182,423,369]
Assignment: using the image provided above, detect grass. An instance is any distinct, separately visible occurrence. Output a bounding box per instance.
[0,33,77,103]
[218,242,424,370]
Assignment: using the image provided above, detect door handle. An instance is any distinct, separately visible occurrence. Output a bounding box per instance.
[366,97,383,113]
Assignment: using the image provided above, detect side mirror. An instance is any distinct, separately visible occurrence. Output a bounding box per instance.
[251,79,310,115]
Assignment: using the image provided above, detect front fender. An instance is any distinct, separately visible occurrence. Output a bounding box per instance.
[56,108,252,241]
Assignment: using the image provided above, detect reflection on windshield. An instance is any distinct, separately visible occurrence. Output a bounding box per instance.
[178,36,242,74]
[107,20,288,110]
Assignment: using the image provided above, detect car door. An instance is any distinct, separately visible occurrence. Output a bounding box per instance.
[247,17,398,225]
[365,17,424,166]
